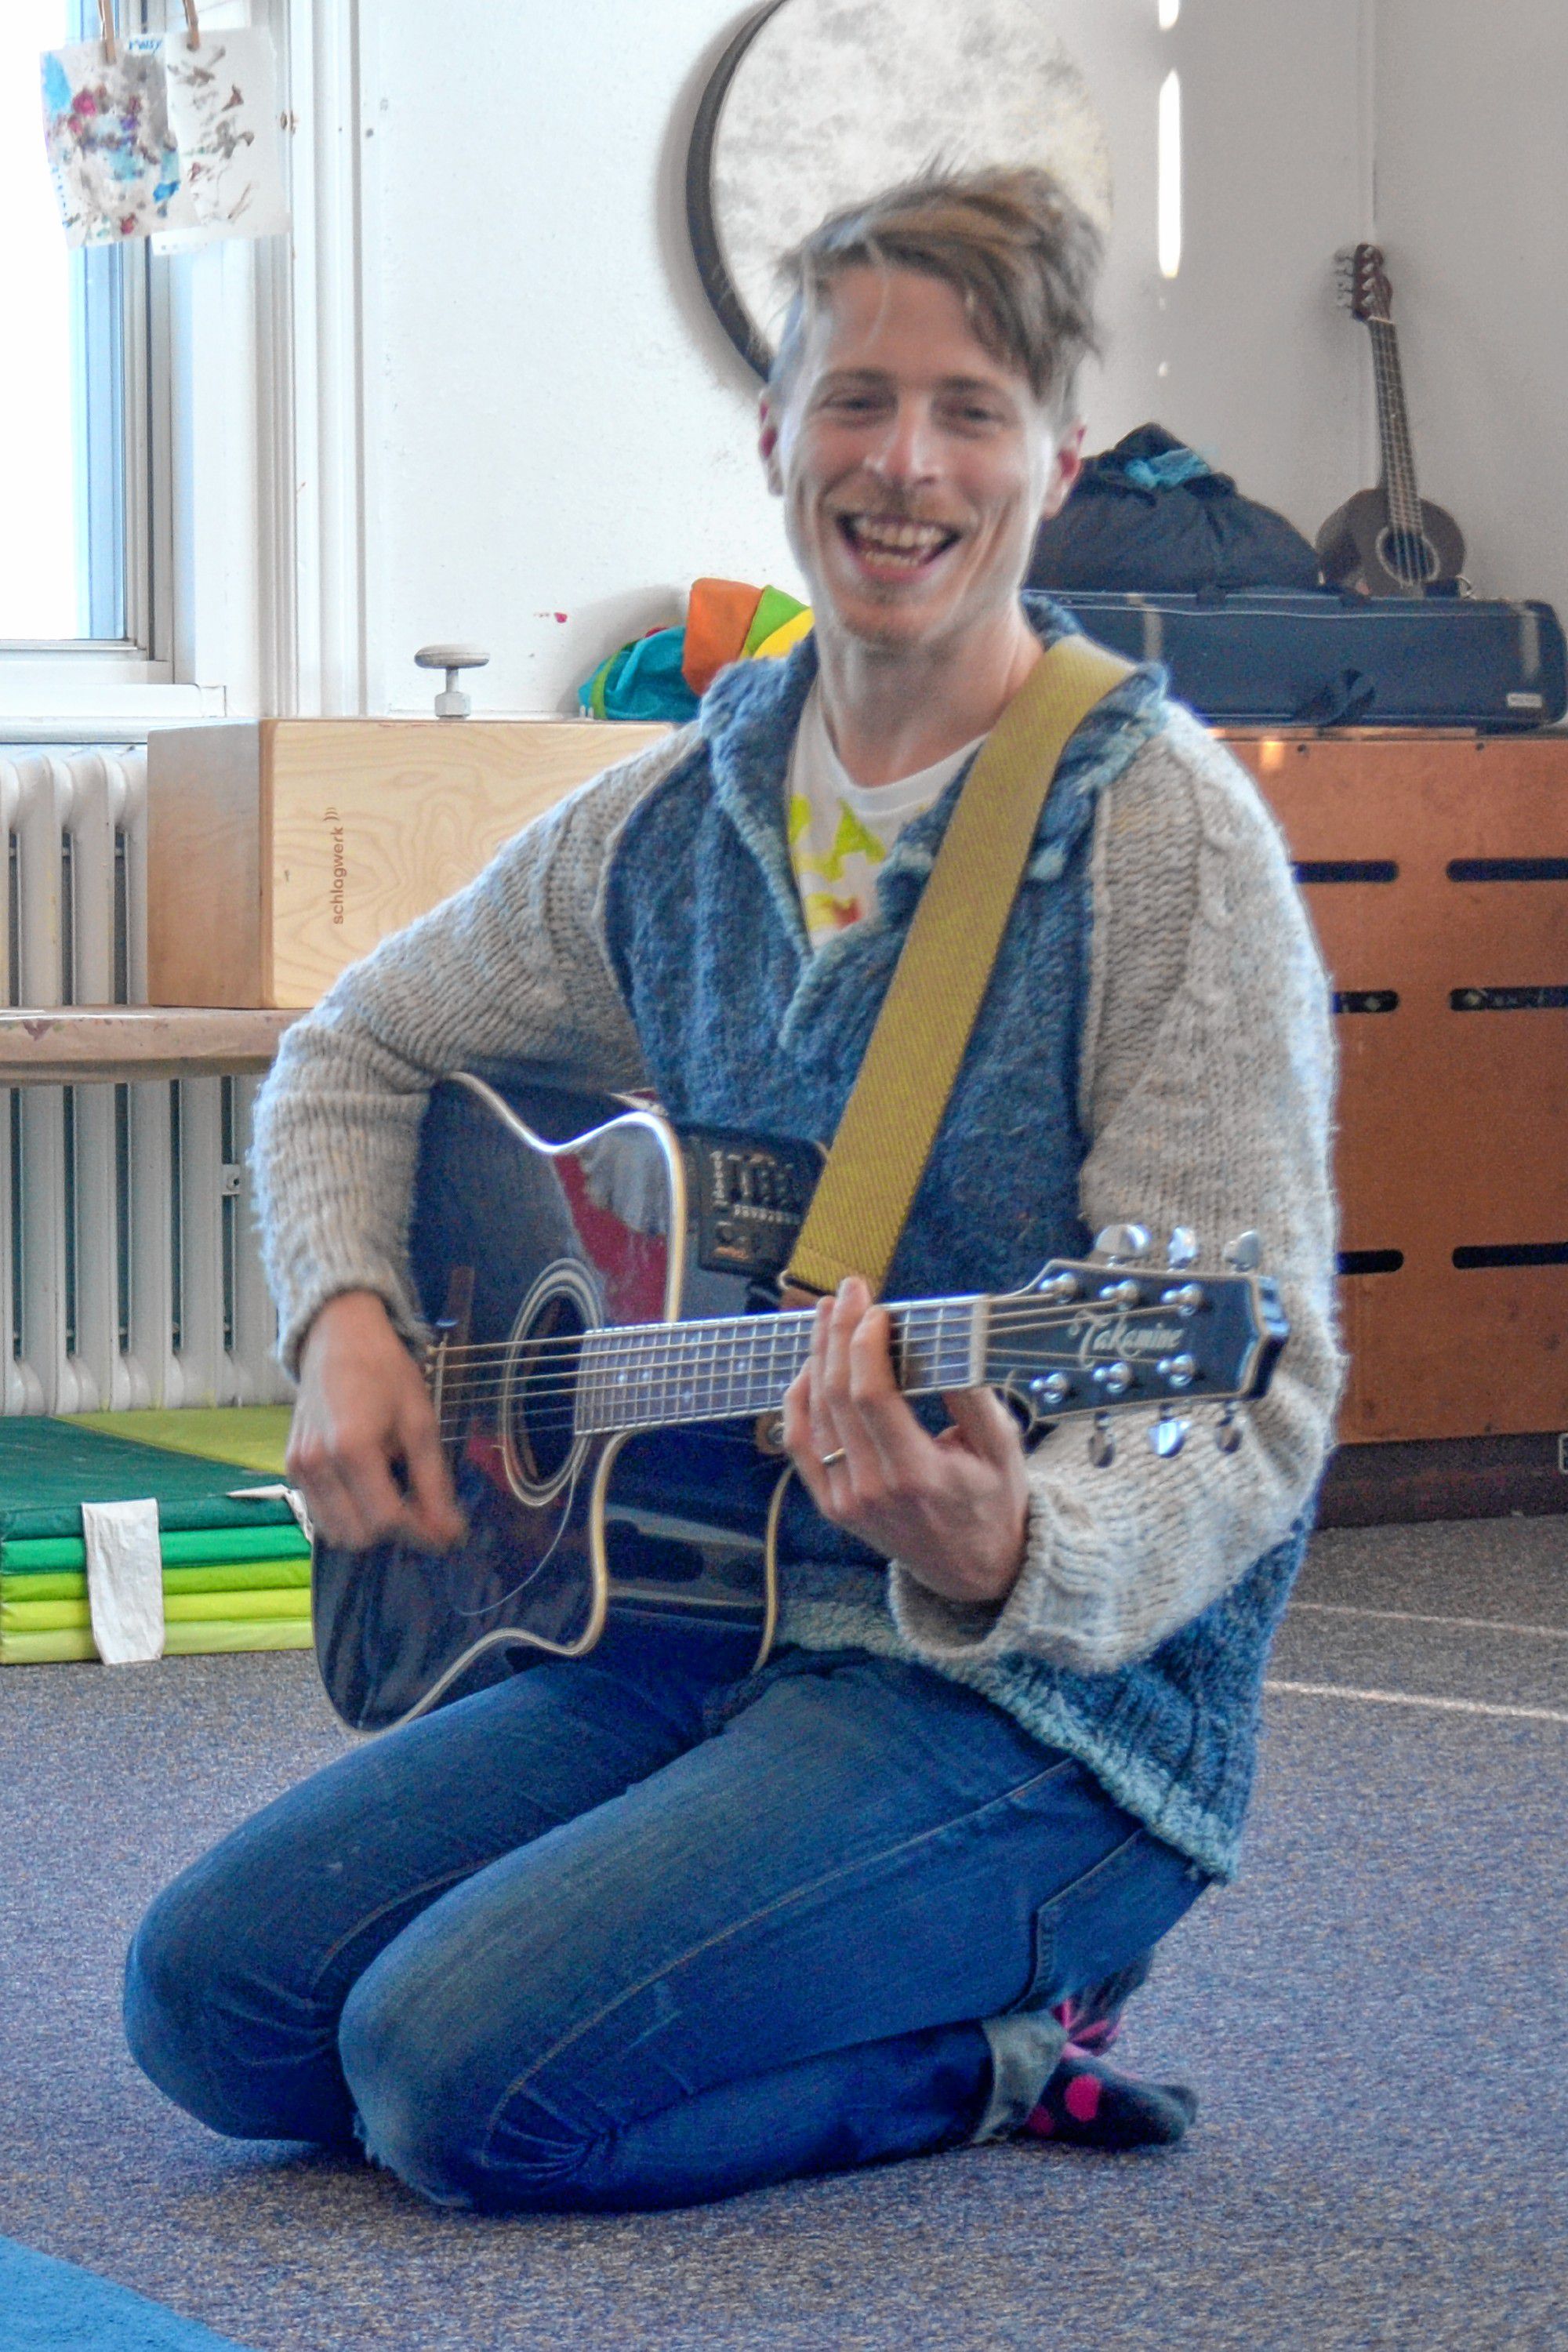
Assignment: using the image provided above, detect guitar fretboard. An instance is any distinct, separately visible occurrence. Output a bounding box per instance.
[1367,318,1423,538]
[574,1298,983,1436]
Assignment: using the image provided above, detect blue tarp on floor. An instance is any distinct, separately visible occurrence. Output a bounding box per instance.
[0,2236,252,2351]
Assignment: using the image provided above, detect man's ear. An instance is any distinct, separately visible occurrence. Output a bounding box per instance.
[758,393,784,497]
[1040,420,1087,523]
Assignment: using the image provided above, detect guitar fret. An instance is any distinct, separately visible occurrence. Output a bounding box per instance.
[582,1295,989,1437]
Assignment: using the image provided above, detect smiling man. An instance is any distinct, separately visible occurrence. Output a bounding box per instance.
[125,171,1340,2213]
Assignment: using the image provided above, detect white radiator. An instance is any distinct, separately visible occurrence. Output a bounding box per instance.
[2,747,290,1415]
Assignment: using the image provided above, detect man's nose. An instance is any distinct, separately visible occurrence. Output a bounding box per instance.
[866,397,938,485]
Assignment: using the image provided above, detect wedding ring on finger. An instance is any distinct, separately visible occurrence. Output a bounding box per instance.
[819,1448,848,1470]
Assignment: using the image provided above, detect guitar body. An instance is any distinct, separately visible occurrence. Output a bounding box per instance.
[313,1067,821,1733]
[312,1068,1286,1736]
[1316,485,1466,598]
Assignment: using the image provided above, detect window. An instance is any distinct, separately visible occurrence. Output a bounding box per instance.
[0,1,147,647]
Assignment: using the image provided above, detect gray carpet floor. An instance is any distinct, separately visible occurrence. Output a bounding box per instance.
[2,1518,1565,2352]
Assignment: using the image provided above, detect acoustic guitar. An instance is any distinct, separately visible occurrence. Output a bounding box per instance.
[1316,243,1465,599]
[311,1068,1289,1734]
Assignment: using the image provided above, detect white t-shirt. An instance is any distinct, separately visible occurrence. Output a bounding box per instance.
[785,685,986,949]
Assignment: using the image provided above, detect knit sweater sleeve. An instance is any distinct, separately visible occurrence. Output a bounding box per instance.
[888,706,1344,1675]
[252,728,694,1374]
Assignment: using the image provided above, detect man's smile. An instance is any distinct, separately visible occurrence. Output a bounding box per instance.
[834,510,964,580]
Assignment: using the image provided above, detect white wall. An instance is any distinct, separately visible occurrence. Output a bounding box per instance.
[359,1,1371,718]
[1156,0,1372,533]
[1373,0,1568,620]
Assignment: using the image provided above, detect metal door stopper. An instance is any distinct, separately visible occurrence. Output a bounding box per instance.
[415,644,489,720]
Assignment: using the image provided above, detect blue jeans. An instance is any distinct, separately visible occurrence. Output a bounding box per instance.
[125,1631,1207,2212]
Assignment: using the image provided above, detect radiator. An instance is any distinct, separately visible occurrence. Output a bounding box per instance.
[2,747,290,1415]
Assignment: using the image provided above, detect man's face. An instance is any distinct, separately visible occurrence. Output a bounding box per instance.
[758,265,1083,659]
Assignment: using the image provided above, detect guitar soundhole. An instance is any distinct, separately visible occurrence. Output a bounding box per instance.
[1376,524,1438,586]
[499,1260,600,1505]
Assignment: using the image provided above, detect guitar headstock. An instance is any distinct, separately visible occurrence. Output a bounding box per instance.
[1336,241,1393,326]
[985,1229,1288,1457]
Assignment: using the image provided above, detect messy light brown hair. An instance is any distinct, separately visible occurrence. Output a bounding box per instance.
[770,166,1105,425]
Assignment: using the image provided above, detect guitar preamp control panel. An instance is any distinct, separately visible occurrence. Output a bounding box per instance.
[682,1127,822,1278]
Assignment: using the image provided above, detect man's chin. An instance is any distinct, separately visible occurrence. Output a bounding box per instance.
[817,582,964,655]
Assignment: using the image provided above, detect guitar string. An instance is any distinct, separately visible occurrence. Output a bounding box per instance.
[434,1325,1218,1381]
[429,1349,1231,1436]
[421,1305,1220,1388]
[425,1294,1215,1366]
[432,1384,1233,1448]
[430,1367,1198,1407]
[424,1329,1218,1396]
[1370,325,1421,516]
[1369,322,1421,510]
[1368,318,1429,579]
[429,1382,1225,1437]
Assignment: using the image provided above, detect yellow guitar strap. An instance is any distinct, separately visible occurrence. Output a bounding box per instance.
[783,633,1134,1303]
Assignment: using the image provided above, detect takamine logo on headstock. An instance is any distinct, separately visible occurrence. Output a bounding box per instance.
[983,1222,1286,1461]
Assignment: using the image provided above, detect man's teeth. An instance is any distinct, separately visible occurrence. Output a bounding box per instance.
[846,517,953,561]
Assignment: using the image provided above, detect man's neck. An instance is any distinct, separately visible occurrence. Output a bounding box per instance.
[814,607,1042,788]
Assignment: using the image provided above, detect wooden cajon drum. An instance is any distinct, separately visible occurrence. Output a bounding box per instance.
[1225,729,1568,1448]
[147,719,668,1010]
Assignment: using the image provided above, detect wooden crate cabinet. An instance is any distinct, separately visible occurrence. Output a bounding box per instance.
[147,719,667,1011]
[1224,730,1568,1444]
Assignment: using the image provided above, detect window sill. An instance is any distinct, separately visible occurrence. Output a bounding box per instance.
[0,656,225,742]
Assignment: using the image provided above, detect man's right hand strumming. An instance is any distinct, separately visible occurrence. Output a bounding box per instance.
[286,1291,467,1555]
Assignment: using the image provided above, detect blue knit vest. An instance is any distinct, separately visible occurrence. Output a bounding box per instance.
[601,601,1305,1880]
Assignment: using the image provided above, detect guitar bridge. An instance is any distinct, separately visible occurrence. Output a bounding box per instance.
[429,1265,476,1446]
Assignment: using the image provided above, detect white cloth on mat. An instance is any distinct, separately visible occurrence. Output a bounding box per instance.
[82,1498,165,1664]
[228,1485,314,1544]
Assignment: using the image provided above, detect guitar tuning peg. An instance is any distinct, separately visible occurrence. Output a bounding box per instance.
[1214,1403,1243,1454]
[1087,1413,1116,1468]
[1165,1227,1200,1270]
[1149,1410,1189,1459]
[1221,1230,1263,1272]
[1092,1223,1152,1265]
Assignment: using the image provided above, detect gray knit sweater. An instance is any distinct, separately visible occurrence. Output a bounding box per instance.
[255,704,1340,1699]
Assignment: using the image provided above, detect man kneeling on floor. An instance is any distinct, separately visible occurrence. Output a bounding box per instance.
[124,168,1340,2212]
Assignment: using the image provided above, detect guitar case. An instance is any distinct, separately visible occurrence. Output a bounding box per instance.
[1054,589,1567,731]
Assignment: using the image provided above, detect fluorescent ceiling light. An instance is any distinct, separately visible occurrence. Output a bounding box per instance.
[1158,69,1182,279]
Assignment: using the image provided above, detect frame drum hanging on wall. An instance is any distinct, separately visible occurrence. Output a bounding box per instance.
[687,0,1113,377]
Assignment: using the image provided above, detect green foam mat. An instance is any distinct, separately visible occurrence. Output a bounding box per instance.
[62,1406,293,1476]
[0,1420,297,1543]
[2,1526,309,1574]
[2,1619,314,1664]
[3,1558,312,1604]
[3,1588,312,1635]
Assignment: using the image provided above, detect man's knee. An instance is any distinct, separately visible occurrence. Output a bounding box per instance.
[125,1845,354,2145]
[339,1960,596,2212]
[124,1862,241,2132]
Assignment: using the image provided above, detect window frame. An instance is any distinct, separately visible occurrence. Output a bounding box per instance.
[1,0,267,739]
[1,0,366,740]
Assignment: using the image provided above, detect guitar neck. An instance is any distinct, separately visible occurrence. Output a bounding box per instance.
[1367,317,1423,531]
[575,1298,984,1436]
